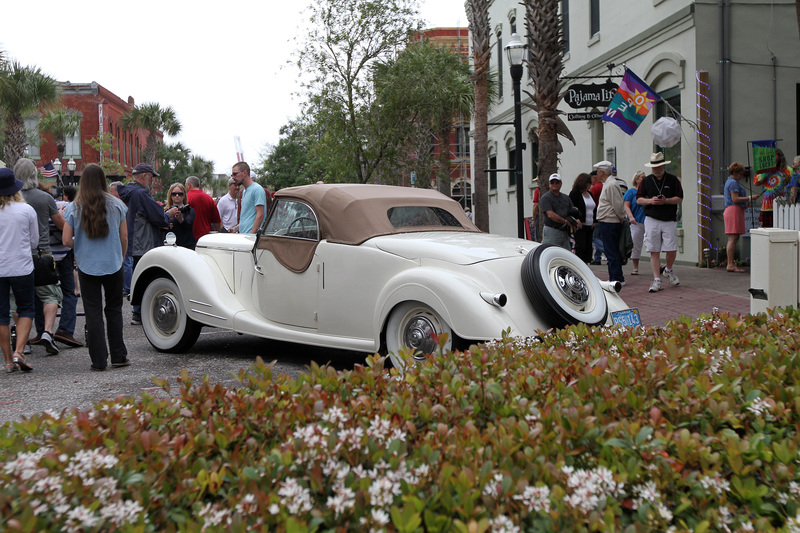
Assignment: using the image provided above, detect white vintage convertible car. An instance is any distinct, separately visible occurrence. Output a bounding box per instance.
[131,183,635,366]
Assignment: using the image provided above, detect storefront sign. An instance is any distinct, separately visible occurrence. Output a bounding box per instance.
[564,81,618,109]
[568,112,604,121]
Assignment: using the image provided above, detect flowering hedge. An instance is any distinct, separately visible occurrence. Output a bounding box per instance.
[3,308,800,532]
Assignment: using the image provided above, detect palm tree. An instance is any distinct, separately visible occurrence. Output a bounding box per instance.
[523,0,574,194]
[0,61,59,168]
[466,0,493,231]
[39,106,81,161]
[120,102,181,167]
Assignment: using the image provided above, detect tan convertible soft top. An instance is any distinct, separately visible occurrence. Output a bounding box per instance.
[273,183,481,245]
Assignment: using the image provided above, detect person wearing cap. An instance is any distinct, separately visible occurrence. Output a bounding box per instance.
[0,167,38,372]
[539,173,581,251]
[217,177,240,232]
[118,163,179,325]
[594,160,628,286]
[17,158,65,356]
[637,152,684,293]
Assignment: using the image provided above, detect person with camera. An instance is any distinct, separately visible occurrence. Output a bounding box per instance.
[637,152,684,293]
[724,162,759,273]
[164,183,196,249]
[540,173,581,251]
[595,160,628,286]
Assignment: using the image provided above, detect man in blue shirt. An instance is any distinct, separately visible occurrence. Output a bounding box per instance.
[232,162,267,234]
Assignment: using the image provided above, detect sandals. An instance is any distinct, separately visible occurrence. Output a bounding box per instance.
[630,270,639,275]
[727,267,746,273]
[5,362,17,373]
[12,352,32,372]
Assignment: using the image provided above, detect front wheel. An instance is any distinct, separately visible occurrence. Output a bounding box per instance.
[141,277,201,353]
[384,302,453,368]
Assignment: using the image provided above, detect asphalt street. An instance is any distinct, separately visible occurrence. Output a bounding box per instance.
[0,300,369,425]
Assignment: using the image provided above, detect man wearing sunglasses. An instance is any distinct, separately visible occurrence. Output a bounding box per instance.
[117,163,176,325]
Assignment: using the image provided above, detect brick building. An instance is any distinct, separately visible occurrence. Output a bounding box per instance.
[26,81,162,187]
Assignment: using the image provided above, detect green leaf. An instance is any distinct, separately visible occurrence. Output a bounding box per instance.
[604,438,633,450]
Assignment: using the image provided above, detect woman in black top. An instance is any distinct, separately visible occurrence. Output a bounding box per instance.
[568,173,597,263]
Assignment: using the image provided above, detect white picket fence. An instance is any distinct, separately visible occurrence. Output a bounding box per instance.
[775,201,800,230]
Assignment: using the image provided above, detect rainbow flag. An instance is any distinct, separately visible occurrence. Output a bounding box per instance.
[601,69,660,135]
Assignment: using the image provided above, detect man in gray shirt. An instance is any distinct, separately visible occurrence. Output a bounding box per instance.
[15,158,64,355]
[539,173,581,250]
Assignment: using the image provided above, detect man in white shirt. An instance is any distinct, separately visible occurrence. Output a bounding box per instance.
[217,178,240,232]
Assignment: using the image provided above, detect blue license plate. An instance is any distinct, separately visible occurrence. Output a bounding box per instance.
[611,308,642,327]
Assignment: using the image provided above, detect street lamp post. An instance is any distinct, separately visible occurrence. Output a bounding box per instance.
[52,158,62,189]
[67,158,76,186]
[505,33,527,239]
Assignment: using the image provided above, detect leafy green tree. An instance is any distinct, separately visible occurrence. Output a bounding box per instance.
[0,61,59,167]
[373,41,474,194]
[257,119,324,191]
[39,106,80,161]
[157,141,214,187]
[466,0,493,231]
[86,132,125,176]
[297,0,422,183]
[120,102,181,167]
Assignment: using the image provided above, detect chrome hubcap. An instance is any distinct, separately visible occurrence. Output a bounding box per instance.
[402,315,437,359]
[153,293,179,334]
[554,265,590,306]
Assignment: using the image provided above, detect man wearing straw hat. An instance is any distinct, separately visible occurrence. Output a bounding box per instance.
[637,152,684,293]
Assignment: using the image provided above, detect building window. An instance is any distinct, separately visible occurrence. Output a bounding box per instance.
[455,125,470,158]
[562,0,570,53]
[508,146,517,188]
[510,16,516,34]
[489,155,497,190]
[65,120,81,158]
[496,30,503,97]
[590,0,600,36]
[23,117,40,158]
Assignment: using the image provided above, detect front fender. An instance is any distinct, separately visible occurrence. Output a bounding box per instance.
[131,246,245,329]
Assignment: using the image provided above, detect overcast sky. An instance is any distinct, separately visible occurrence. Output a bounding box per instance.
[2,0,467,175]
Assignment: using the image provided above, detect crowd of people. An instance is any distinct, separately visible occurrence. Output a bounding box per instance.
[535,153,685,293]
[1,159,262,374]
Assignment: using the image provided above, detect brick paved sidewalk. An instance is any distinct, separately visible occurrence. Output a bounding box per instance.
[589,262,752,327]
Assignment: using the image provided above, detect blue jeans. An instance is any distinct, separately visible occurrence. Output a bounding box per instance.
[592,233,604,261]
[597,221,624,283]
[123,255,133,293]
[1,273,36,324]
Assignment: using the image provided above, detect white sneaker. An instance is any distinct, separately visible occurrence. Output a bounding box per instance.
[40,331,59,355]
[649,279,663,293]
[663,268,680,286]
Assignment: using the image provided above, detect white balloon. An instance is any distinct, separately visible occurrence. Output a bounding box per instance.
[651,117,681,148]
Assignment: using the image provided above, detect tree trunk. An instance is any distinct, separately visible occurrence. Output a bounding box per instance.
[3,113,27,169]
[437,117,452,196]
[472,75,490,232]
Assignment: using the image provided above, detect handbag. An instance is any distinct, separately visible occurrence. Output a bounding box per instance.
[33,249,59,287]
[619,220,633,260]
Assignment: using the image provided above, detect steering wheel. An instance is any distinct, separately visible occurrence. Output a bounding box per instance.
[287,216,317,239]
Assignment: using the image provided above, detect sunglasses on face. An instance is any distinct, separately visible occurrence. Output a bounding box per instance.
[171,192,184,196]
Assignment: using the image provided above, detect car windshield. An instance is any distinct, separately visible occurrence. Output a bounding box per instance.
[263,200,319,240]
[387,206,464,229]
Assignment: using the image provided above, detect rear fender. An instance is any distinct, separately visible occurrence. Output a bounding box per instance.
[374,267,523,343]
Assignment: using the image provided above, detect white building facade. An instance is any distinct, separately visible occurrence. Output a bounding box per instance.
[475,0,800,264]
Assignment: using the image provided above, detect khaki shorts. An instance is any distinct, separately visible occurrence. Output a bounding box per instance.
[644,217,678,253]
[9,283,62,311]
